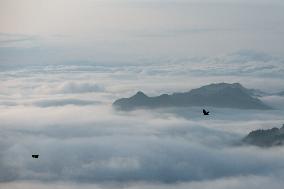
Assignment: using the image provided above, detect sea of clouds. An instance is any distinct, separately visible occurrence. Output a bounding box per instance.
[0,51,284,189]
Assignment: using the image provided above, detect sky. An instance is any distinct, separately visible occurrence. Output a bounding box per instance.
[1,0,284,61]
[1,0,284,189]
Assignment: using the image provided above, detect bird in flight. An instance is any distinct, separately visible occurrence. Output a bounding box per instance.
[32,154,39,158]
[203,109,210,115]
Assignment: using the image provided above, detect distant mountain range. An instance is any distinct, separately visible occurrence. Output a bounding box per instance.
[243,124,284,147]
[113,83,271,110]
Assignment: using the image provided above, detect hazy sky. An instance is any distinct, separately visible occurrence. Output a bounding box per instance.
[1,0,284,62]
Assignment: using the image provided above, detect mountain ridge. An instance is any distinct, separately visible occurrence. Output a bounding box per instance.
[113,83,271,110]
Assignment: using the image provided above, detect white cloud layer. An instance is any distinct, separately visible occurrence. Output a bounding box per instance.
[0,62,284,188]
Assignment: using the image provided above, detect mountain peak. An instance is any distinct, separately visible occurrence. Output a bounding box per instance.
[189,82,246,95]
[206,82,243,89]
[232,82,242,87]
[133,91,148,98]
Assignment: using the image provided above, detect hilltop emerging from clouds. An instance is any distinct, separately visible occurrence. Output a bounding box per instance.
[113,83,271,110]
[243,124,284,147]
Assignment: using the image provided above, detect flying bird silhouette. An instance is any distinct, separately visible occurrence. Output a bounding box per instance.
[32,154,39,158]
[203,109,210,115]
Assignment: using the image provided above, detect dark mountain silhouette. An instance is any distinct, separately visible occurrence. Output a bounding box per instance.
[243,124,284,147]
[113,83,271,110]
